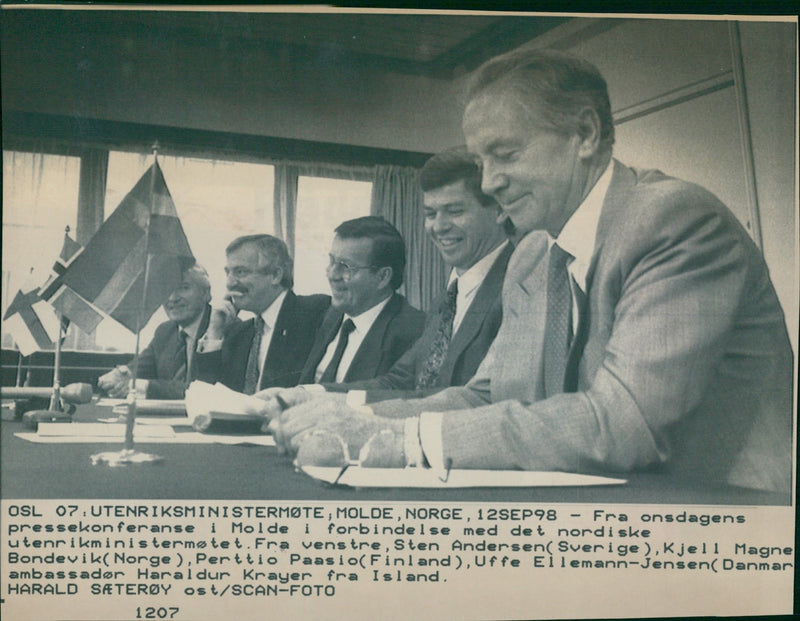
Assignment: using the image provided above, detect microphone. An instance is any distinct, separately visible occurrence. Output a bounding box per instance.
[1,383,93,404]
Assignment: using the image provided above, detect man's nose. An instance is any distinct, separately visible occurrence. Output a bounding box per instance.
[481,161,507,196]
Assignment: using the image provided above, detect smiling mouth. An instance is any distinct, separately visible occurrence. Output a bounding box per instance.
[436,238,462,248]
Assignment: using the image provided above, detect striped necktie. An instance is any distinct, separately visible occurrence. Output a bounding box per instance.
[243,316,265,395]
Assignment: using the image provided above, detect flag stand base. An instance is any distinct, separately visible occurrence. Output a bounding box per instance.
[22,409,72,430]
[90,448,164,467]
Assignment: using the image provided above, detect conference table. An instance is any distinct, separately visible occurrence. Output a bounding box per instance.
[0,401,788,505]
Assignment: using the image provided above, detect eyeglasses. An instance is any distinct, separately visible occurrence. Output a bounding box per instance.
[224,266,272,280]
[326,255,377,282]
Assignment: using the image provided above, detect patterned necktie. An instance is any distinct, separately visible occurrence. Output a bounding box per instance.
[173,329,188,383]
[243,316,265,395]
[319,318,356,383]
[543,243,573,398]
[415,279,459,389]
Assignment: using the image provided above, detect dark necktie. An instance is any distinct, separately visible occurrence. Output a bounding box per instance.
[243,316,265,395]
[415,279,459,389]
[319,318,356,383]
[173,329,188,383]
[543,243,573,398]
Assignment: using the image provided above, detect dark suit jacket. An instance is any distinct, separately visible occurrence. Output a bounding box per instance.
[195,291,330,391]
[131,304,211,399]
[374,160,793,497]
[328,244,513,400]
[299,293,426,384]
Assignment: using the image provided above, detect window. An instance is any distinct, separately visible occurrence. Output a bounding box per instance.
[96,151,275,351]
[293,176,373,295]
[2,151,80,348]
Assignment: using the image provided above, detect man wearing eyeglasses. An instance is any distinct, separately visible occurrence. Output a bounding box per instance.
[194,235,330,393]
[297,216,425,385]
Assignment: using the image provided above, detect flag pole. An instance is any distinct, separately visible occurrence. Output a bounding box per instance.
[124,147,159,451]
[92,146,163,465]
[47,312,64,412]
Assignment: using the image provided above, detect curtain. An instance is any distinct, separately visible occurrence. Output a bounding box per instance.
[371,164,447,312]
[273,164,299,256]
[76,148,108,244]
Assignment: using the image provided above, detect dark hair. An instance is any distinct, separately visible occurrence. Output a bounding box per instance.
[420,146,498,208]
[334,216,405,290]
[226,234,293,289]
[466,48,615,151]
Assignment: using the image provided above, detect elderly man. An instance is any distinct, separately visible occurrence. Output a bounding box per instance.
[194,235,330,393]
[258,147,511,415]
[98,265,212,399]
[276,49,792,497]
[296,216,425,385]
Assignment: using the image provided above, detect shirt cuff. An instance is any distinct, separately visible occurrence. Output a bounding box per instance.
[133,379,150,399]
[196,338,223,353]
[301,383,327,396]
[419,411,446,472]
[403,417,424,468]
[345,390,367,407]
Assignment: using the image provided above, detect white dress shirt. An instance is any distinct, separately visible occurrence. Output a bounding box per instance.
[313,295,392,383]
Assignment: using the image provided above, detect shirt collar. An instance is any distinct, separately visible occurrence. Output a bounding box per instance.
[259,289,288,331]
[178,309,205,339]
[448,241,509,297]
[346,294,392,335]
[554,161,613,291]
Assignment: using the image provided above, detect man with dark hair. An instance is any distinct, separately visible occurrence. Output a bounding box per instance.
[296,216,425,385]
[98,265,213,399]
[257,147,511,414]
[276,49,792,498]
[194,234,329,393]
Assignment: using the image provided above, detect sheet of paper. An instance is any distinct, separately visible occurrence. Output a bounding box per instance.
[36,422,175,437]
[15,431,275,446]
[97,417,193,427]
[300,466,626,488]
[94,398,126,407]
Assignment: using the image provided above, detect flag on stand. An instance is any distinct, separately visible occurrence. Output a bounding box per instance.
[45,161,195,334]
[3,276,61,357]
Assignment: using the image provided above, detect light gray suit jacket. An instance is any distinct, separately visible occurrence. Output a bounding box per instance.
[373,160,793,497]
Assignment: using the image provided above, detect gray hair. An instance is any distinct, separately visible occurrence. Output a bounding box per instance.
[226,234,293,289]
[466,48,615,152]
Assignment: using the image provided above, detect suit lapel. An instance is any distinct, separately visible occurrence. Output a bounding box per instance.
[260,292,295,388]
[565,160,636,388]
[493,233,549,403]
[343,293,400,381]
[302,308,344,382]
[443,243,513,384]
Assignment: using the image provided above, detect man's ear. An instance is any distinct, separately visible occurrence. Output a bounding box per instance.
[576,107,602,159]
[376,266,393,290]
[269,267,284,286]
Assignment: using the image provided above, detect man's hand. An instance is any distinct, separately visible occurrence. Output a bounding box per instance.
[270,399,405,467]
[253,386,314,421]
[205,296,239,339]
[97,366,132,398]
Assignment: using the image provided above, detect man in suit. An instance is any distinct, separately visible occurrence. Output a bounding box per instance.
[275,49,793,497]
[295,216,425,387]
[98,265,212,399]
[194,235,329,393]
[257,147,511,414]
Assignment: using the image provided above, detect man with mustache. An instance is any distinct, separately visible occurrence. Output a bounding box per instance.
[98,265,212,399]
[194,235,329,393]
[274,49,792,498]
